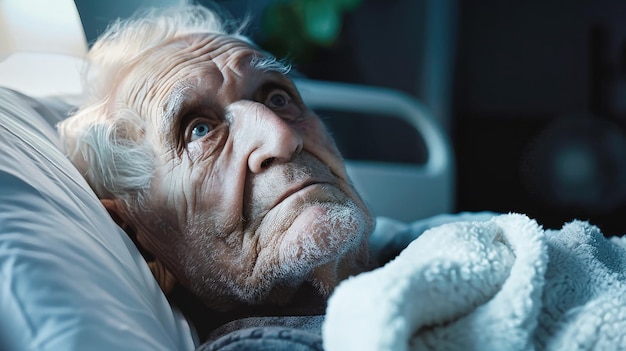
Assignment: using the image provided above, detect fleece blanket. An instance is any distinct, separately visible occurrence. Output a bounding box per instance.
[323,213,626,351]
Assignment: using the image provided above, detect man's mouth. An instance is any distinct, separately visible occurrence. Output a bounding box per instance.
[272,181,328,208]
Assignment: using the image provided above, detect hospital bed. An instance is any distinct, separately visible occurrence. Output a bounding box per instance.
[0,1,454,350]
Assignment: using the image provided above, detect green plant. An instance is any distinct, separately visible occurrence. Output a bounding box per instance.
[260,0,363,62]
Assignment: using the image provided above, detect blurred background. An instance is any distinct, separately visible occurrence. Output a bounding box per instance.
[74,0,626,235]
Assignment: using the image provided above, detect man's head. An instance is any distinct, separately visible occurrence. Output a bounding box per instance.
[59,4,374,310]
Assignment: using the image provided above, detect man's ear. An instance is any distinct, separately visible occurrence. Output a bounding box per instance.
[100,199,177,294]
[101,199,132,232]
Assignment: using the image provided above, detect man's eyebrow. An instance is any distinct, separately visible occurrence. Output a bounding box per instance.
[249,54,292,75]
[160,82,194,135]
[257,80,295,97]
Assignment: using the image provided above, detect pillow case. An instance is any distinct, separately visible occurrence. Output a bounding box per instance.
[0,88,196,350]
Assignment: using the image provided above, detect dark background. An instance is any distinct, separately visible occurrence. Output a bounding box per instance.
[76,0,626,235]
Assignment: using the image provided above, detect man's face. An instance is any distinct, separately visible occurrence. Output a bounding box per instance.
[117,34,374,309]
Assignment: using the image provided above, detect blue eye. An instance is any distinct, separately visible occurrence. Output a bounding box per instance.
[190,122,211,141]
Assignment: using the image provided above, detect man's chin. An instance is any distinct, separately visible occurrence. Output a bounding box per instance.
[274,199,373,285]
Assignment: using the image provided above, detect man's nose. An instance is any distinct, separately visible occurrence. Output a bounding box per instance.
[228,102,303,173]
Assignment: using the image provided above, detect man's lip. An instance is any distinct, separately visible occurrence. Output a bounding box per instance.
[273,181,328,208]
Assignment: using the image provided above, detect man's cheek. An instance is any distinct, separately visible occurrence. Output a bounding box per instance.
[302,121,345,168]
[153,159,198,228]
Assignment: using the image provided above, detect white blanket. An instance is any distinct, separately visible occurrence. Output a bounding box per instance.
[323,213,626,351]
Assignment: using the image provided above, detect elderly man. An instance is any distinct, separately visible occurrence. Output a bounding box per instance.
[59,3,374,341]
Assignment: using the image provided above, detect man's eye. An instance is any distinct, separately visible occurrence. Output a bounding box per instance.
[266,90,290,109]
[190,121,211,142]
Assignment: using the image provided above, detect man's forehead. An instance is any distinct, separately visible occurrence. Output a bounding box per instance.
[174,33,289,70]
[166,33,258,68]
[154,33,290,87]
[117,33,255,101]
[159,33,288,85]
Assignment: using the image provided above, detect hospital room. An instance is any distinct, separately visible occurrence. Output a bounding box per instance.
[2,0,626,350]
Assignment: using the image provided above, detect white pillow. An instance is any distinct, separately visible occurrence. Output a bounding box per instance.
[0,88,196,350]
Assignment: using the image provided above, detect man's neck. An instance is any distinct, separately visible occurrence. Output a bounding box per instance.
[168,283,327,342]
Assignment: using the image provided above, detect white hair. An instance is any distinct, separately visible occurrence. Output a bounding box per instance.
[58,4,252,206]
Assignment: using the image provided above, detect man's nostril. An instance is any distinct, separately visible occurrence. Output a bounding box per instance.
[261,157,275,169]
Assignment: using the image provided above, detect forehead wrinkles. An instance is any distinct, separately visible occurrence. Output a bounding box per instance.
[158,34,258,91]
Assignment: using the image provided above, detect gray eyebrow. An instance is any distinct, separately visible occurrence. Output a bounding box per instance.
[249,54,291,75]
[160,81,194,135]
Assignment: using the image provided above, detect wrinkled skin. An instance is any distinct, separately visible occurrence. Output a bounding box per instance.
[107,33,374,311]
